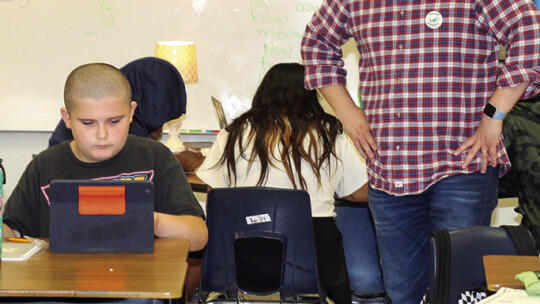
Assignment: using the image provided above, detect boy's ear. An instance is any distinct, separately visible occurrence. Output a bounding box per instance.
[60,107,72,129]
[129,101,137,123]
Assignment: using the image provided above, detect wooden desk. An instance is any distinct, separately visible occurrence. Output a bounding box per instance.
[186,172,207,193]
[484,255,540,291]
[0,238,190,299]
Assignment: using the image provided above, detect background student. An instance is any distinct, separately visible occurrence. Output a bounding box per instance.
[47,57,186,146]
[3,62,207,252]
[498,95,540,253]
[196,63,368,304]
[47,56,204,172]
[300,1,540,303]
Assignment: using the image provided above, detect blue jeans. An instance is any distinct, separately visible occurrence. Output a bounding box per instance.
[368,166,500,304]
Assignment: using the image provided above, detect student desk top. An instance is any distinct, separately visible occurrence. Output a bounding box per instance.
[186,172,207,193]
[484,255,540,291]
[0,238,190,300]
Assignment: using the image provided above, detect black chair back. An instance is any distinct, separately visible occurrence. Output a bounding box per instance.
[200,187,322,303]
[429,225,536,304]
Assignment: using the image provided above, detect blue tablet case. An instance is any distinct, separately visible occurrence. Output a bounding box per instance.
[49,180,154,253]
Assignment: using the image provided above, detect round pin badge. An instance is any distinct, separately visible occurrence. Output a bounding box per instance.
[425,11,443,29]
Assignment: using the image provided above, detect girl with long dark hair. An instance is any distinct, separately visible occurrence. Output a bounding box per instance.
[197,62,368,303]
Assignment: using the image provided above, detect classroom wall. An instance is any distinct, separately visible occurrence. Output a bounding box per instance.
[1,132,50,200]
[0,0,360,132]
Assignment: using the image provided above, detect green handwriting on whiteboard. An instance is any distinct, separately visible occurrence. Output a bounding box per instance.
[97,0,115,27]
[250,0,320,81]
[295,1,320,13]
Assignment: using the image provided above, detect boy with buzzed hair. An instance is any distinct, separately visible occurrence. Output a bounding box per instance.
[3,63,208,252]
[64,63,132,111]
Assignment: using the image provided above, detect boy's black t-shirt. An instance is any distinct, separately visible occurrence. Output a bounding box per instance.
[4,135,204,237]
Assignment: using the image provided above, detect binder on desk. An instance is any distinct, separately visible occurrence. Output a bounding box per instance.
[2,239,44,261]
[211,96,228,129]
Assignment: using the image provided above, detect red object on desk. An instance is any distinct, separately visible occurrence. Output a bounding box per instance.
[78,185,125,215]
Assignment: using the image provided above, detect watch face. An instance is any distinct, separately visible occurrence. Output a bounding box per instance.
[484,103,496,118]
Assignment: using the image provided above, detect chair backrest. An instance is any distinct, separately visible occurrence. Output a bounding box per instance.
[200,187,322,302]
[0,158,5,197]
[428,225,536,304]
[0,158,4,226]
[334,200,386,301]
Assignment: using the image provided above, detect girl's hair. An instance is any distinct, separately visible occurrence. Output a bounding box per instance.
[216,62,344,189]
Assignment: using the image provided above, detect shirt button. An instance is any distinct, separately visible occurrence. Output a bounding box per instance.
[396,78,401,83]
[396,112,401,118]
[399,44,403,49]
[400,11,404,16]
[396,145,401,150]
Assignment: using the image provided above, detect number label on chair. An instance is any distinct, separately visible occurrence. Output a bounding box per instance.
[245,214,271,225]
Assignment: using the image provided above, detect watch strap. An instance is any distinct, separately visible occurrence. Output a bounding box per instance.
[484,102,507,120]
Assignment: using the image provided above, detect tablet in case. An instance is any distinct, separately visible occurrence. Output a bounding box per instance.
[49,180,154,253]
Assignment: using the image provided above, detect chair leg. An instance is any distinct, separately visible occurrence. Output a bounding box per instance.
[164,297,184,304]
[185,257,203,304]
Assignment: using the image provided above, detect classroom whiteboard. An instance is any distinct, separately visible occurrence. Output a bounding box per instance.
[0,0,359,132]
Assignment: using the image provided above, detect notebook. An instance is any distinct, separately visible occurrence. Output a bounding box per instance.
[2,239,44,261]
[211,96,228,129]
[49,180,155,253]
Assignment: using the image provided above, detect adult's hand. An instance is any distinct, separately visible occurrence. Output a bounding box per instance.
[320,85,377,159]
[454,116,502,173]
[454,81,529,173]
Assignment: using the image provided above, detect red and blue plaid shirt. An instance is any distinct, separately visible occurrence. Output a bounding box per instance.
[302,0,540,196]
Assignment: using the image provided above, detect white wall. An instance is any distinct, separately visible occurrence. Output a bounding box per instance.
[0,0,344,132]
[1,131,50,199]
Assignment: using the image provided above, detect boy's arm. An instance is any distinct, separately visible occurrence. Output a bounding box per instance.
[2,162,42,238]
[2,223,17,237]
[153,212,208,251]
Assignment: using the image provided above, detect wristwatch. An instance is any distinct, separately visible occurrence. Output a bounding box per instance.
[483,102,507,120]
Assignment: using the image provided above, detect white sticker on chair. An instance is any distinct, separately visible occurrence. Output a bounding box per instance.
[245,214,272,225]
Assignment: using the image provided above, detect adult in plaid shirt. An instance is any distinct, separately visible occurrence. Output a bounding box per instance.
[301,1,540,303]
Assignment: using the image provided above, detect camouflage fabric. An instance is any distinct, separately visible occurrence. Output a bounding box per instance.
[499,96,540,252]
